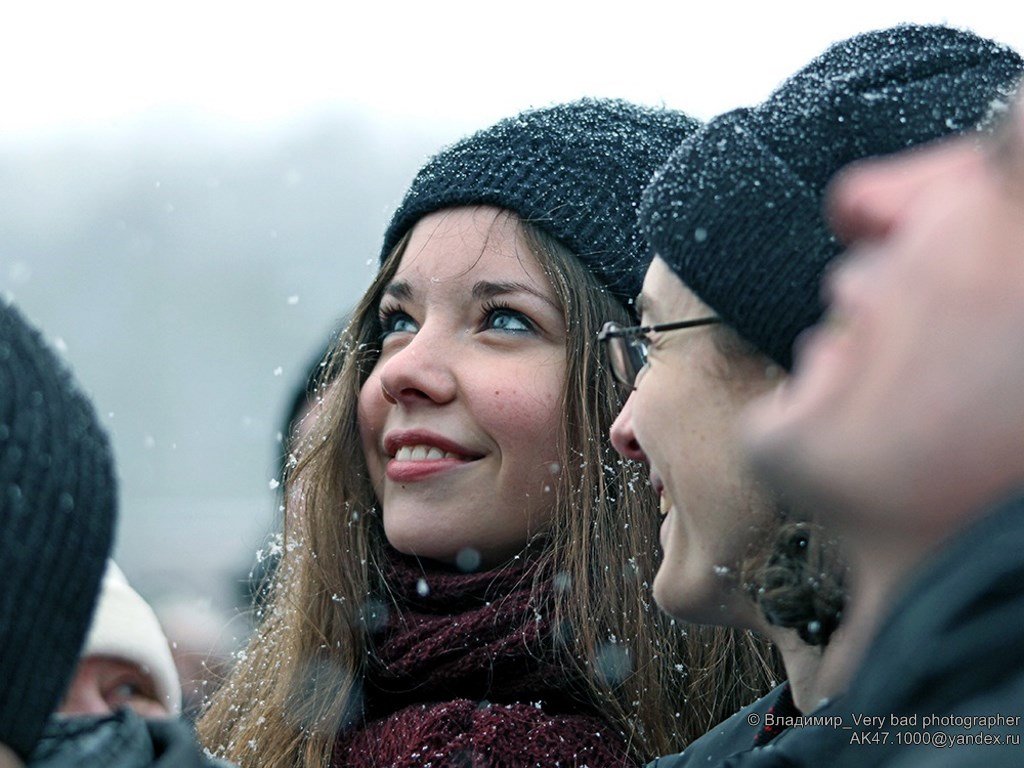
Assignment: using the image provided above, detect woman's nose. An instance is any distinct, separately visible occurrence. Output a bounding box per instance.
[609,393,647,463]
[376,331,458,407]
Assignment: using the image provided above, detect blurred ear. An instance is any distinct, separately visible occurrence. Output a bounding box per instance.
[991,85,1024,195]
[1009,93,1024,193]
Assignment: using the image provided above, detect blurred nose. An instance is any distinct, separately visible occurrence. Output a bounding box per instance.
[610,393,647,463]
[376,330,458,408]
[59,676,113,716]
[827,141,979,246]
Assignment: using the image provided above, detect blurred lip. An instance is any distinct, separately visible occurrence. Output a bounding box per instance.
[659,507,672,549]
[649,470,665,497]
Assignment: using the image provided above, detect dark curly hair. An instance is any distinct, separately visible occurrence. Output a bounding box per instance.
[751,522,846,646]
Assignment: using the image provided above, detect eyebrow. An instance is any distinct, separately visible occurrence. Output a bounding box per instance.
[471,280,557,310]
[382,281,413,301]
[634,293,653,319]
[382,279,558,311]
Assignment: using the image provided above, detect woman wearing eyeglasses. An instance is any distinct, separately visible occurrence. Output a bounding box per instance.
[608,25,1021,767]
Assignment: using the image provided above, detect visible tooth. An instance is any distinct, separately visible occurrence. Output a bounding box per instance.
[410,445,428,460]
[659,491,673,517]
[444,451,458,460]
[426,447,444,460]
[396,446,412,461]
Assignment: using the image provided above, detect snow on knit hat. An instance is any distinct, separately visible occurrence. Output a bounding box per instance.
[81,561,182,715]
[0,300,116,759]
[381,98,700,306]
[640,24,1023,369]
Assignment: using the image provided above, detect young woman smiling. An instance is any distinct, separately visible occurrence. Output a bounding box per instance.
[199,99,779,768]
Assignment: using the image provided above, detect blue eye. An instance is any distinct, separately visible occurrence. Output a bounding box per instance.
[379,307,419,338]
[484,305,534,334]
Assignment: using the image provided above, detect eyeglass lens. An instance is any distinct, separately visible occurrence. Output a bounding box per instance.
[611,335,646,387]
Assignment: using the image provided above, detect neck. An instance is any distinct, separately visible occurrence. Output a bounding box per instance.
[812,526,936,702]
[761,623,824,714]
[0,743,23,768]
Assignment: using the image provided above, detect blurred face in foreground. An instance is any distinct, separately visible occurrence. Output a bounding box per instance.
[58,655,169,719]
[743,92,1024,540]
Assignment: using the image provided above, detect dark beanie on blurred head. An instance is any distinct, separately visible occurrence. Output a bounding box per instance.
[0,301,116,759]
[381,98,700,306]
[640,24,1023,369]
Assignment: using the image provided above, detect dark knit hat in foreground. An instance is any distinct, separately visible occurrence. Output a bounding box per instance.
[641,24,1023,368]
[0,301,116,759]
[382,98,700,305]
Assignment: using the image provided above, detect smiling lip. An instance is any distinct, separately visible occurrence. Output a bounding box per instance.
[383,429,483,483]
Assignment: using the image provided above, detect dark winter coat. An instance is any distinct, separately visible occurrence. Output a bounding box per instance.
[30,710,233,768]
[829,492,1024,768]
[331,551,631,768]
[705,493,1024,768]
[647,684,789,767]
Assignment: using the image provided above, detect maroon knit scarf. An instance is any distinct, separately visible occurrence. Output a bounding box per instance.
[331,549,632,768]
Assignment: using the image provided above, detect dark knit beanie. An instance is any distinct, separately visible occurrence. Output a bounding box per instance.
[382,98,700,305]
[0,301,116,759]
[640,24,1023,368]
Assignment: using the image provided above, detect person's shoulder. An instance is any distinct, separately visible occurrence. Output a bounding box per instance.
[646,684,790,768]
[30,712,235,768]
[146,719,237,768]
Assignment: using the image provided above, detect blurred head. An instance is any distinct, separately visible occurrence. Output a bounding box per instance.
[58,561,181,719]
[611,24,1019,637]
[744,88,1024,541]
[58,657,169,720]
[279,336,337,481]
[0,301,116,760]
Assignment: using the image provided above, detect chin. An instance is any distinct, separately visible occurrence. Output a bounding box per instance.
[652,564,697,621]
[383,517,453,563]
[653,562,747,627]
[651,578,682,619]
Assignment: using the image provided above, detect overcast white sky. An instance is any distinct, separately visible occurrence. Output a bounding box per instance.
[2,0,1020,141]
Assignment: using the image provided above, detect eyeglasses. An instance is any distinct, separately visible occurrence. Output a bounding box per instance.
[598,317,721,389]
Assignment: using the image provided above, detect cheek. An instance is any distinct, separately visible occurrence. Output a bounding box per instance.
[630,374,678,463]
[357,373,385,442]
[491,390,559,441]
[129,697,172,719]
[476,361,565,450]
[356,373,389,481]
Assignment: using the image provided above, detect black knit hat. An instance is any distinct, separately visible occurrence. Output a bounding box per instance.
[640,24,1023,369]
[0,301,116,758]
[382,98,700,305]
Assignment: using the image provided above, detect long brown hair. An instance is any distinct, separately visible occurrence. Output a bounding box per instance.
[198,212,779,767]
